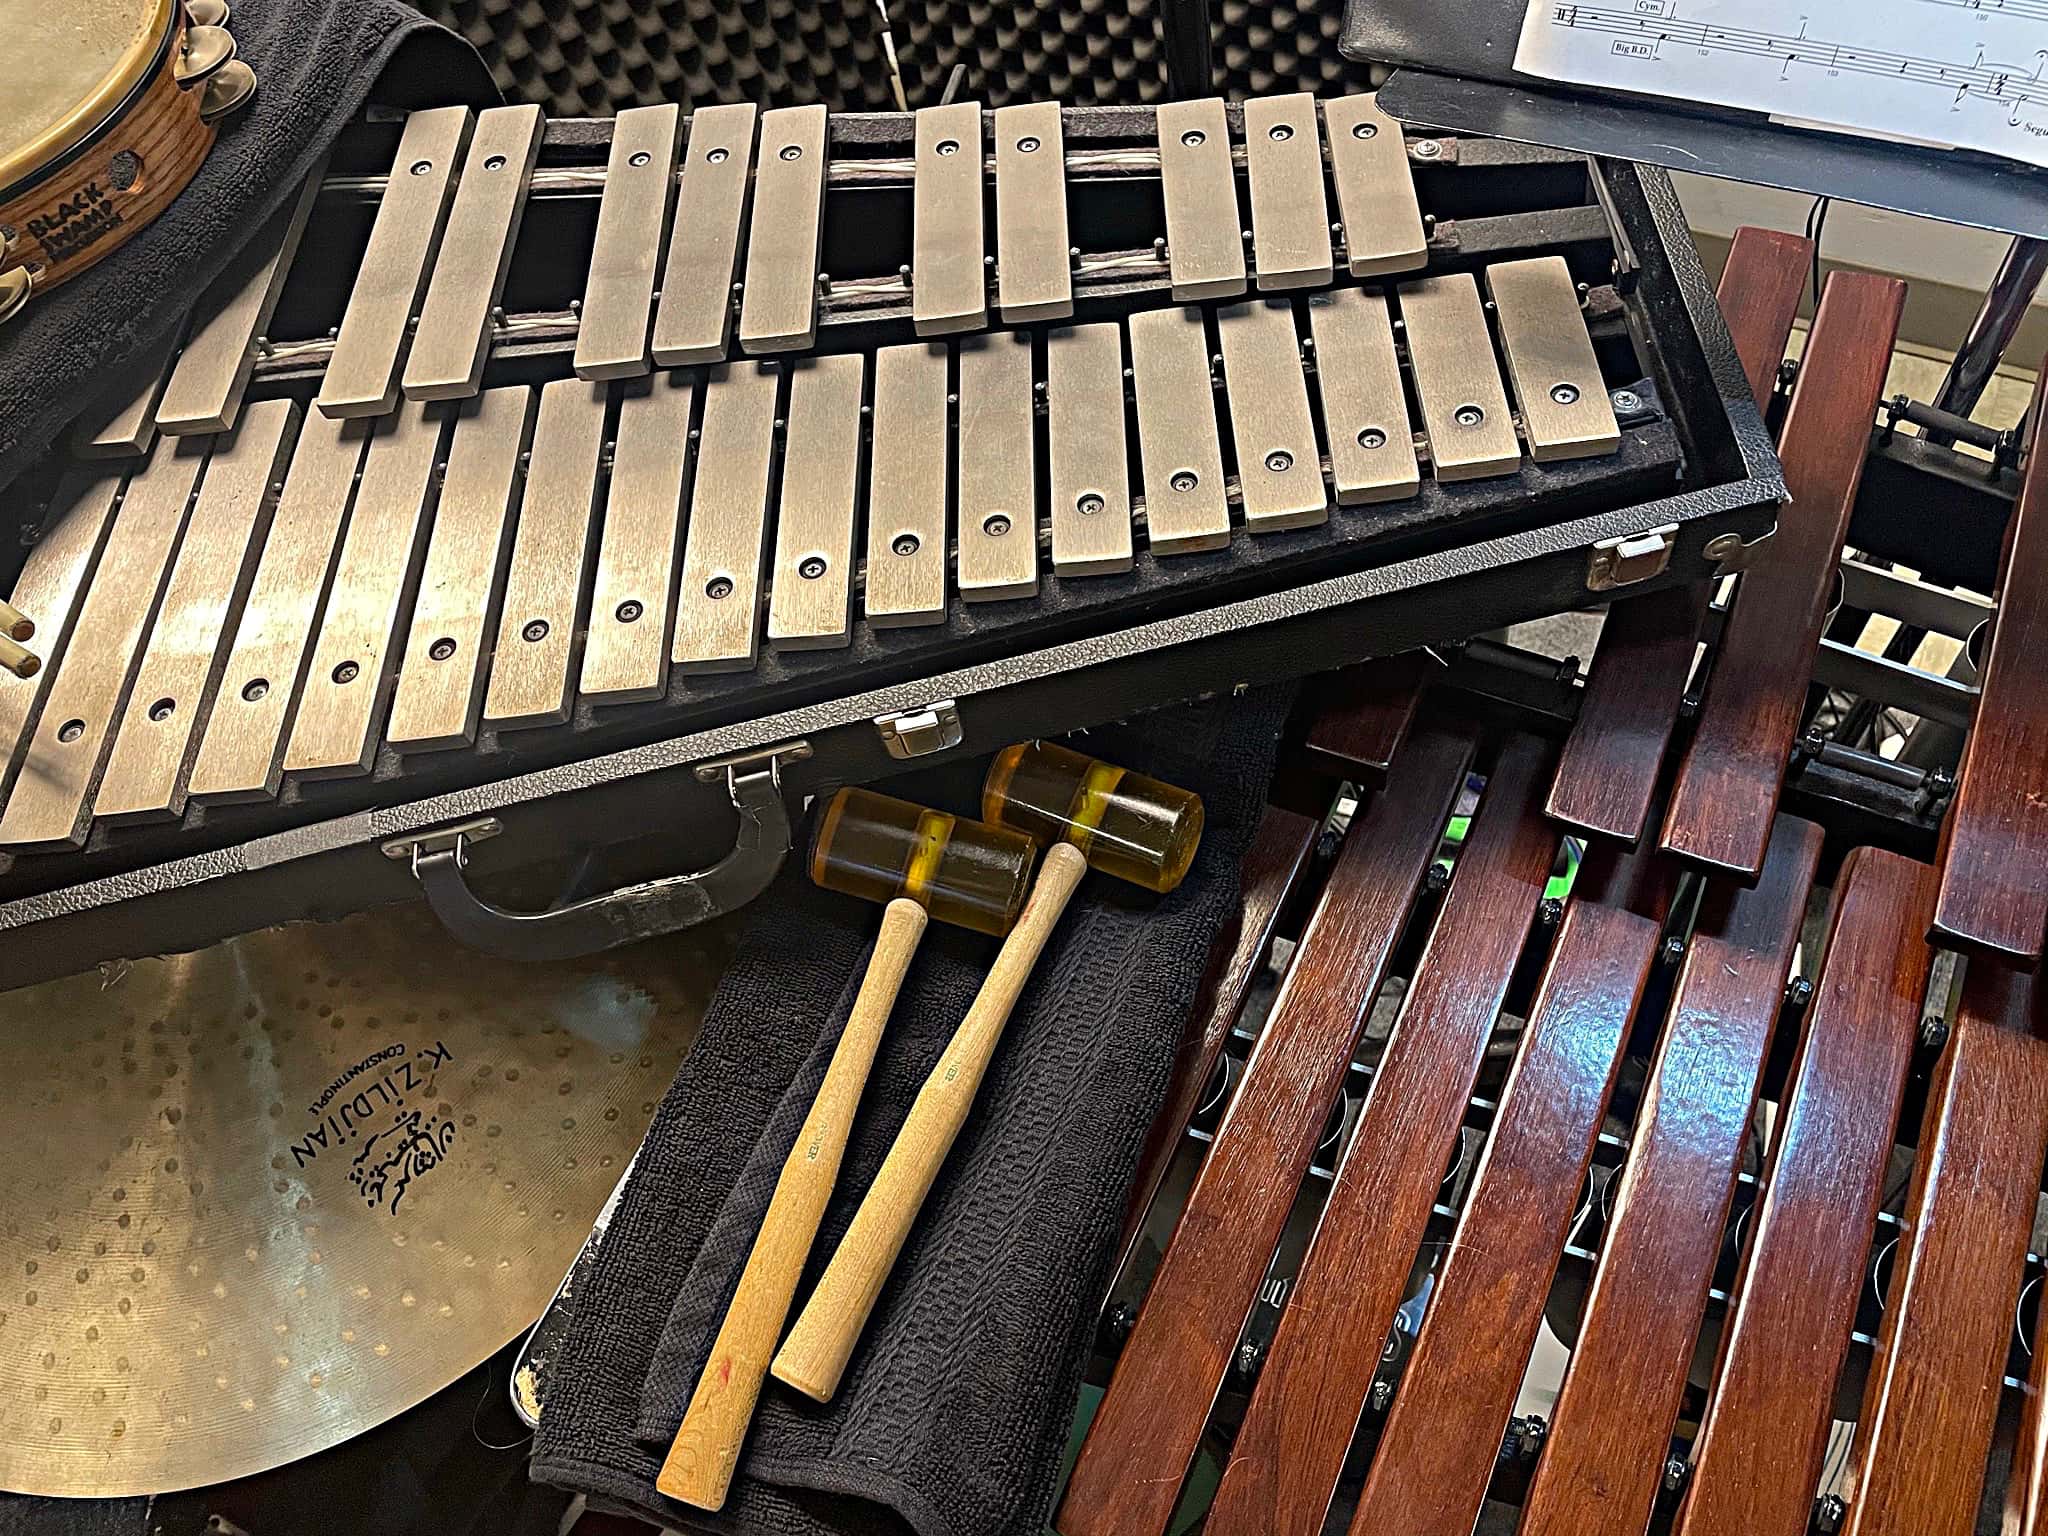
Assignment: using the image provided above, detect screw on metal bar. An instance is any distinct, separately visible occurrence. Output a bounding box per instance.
[1916,764,1956,816]
[1232,1339,1265,1384]
[1918,1014,1950,1057]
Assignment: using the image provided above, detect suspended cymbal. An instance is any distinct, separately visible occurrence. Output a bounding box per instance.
[0,902,735,1496]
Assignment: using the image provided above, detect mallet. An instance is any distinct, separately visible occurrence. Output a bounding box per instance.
[657,786,1037,1510]
[770,741,1203,1401]
[0,598,37,680]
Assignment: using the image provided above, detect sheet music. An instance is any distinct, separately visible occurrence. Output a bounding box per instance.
[1514,0,2048,168]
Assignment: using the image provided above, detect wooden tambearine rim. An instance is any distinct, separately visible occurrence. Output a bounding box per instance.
[0,0,218,300]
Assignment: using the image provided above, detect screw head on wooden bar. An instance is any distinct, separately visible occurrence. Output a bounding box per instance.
[981,740,1204,893]
[810,787,1036,936]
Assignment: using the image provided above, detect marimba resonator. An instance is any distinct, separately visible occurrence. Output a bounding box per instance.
[0,93,1778,984]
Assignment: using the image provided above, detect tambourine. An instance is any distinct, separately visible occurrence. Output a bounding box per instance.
[0,0,256,326]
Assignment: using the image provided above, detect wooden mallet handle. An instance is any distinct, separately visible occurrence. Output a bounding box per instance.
[770,841,1091,1401]
[0,633,38,680]
[656,897,930,1510]
[0,601,32,643]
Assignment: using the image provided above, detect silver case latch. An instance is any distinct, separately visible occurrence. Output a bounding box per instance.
[1586,522,1679,592]
[875,699,964,759]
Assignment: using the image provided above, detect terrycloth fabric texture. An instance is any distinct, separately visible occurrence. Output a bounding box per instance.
[528,688,1295,1536]
[0,0,495,494]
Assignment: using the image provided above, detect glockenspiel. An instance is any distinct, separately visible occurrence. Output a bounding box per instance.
[0,93,1780,987]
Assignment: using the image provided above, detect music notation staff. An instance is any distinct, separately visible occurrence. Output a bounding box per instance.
[1544,4,2048,112]
[1521,0,2048,167]
[1918,0,2048,23]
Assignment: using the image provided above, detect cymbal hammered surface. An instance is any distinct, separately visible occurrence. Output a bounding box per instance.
[0,902,734,1495]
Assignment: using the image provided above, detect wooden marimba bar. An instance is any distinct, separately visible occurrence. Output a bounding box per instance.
[1062,227,2048,1535]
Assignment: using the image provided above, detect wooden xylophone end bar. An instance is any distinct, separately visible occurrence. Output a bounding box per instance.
[1546,222,1811,847]
[1298,652,1438,787]
[1930,355,2048,968]
[1660,267,1906,878]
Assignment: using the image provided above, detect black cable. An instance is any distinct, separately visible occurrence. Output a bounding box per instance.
[469,1358,535,1453]
[1806,196,1833,309]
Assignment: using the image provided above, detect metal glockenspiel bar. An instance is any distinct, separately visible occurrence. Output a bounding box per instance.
[104,91,1450,427]
[0,266,1635,851]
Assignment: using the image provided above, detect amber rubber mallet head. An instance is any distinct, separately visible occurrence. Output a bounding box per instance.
[810,786,1038,935]
[769,746,1204,1405]
[980,740,1204,893]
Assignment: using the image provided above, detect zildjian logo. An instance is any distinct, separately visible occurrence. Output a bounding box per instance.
[347,1109,458,1214]
[287,1041,458,1214]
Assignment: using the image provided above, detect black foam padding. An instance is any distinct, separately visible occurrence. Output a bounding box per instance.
[407,0,1376,116]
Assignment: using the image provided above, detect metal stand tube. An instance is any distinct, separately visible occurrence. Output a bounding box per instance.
[1160,0,1213,100]
[1927,235,2048,444]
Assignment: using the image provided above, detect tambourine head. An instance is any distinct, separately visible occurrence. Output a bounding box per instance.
[0,0,231,296]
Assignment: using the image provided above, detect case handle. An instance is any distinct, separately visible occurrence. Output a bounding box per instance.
[382,757,793,961]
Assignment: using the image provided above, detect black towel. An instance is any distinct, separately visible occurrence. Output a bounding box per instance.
[0,0,495,494]
[528,688,1296,1536]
